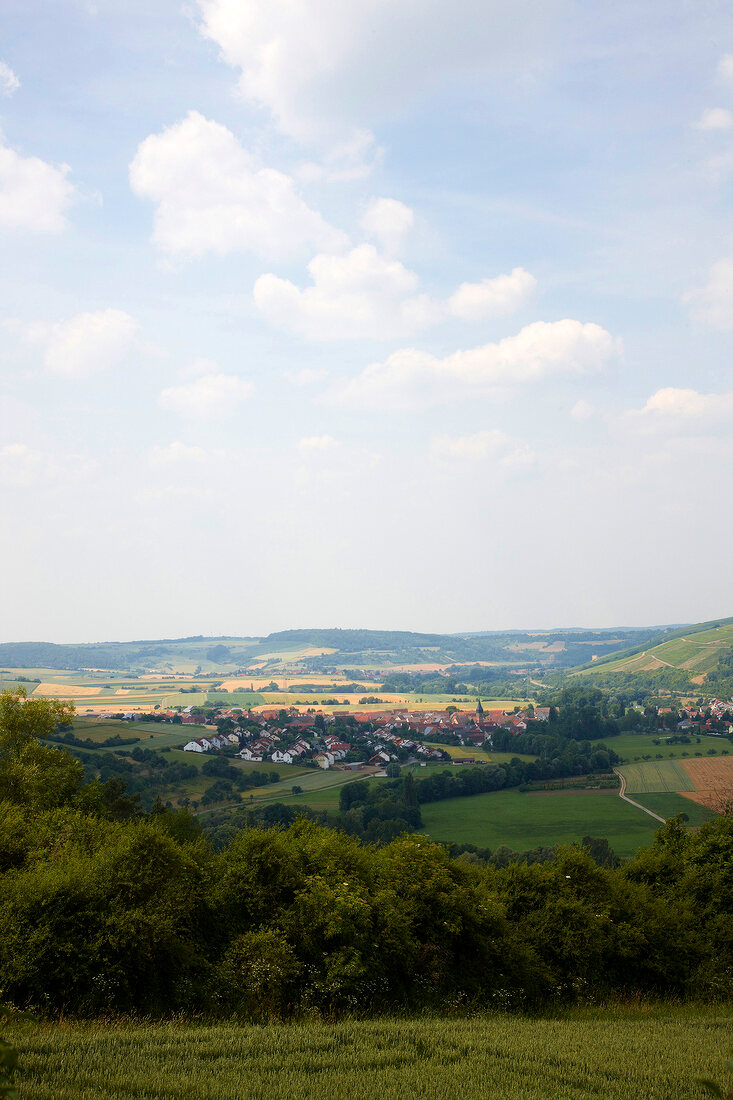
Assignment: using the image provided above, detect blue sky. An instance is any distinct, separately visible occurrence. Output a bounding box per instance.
[1,0,732,641]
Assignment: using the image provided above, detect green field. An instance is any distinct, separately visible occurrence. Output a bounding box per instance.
[8,1007,731,1100]
[618,759,695,794]
[631,792,716,825]
[597,731,729,761]
[420,788,662,856]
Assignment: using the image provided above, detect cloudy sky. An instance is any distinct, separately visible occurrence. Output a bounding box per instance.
[1,0,732,642]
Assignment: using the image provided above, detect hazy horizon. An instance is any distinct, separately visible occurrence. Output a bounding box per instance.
[2,1,732,640]
[0,619,699,647]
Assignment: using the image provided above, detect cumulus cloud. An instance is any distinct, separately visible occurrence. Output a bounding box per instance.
[431,430,535,470]
[0,135,75,232]
[196,0,561,142]
[625,387,733,432]
[324,319,618,408]
[683,258,733,328]
[0,444,44,486]
[254,244,434,340]
[298,434,340,451]
[717,54,733,81]
[448,267,536,320]
[695,107,733,131]
[0,443,94,487]
[159,363,254,418]
[129,111,346,260]
[9,309,139,378]
[285,367,328,386]
[570,399,595,422]
[360,197,414,254]
[0,62,19,96]
[256,247,535,341]
[296,129,382,183]
[148,442,209,465]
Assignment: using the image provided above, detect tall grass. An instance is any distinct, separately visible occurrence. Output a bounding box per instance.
[9,1007,731,1100]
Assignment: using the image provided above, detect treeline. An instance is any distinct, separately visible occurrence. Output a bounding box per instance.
[2,687,733,1018]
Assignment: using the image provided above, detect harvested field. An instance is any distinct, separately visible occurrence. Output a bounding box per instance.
[679,757,733,810]
[33,681,99,696]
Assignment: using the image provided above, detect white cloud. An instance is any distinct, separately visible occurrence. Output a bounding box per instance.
[360,197,414,254]
[695,107,733,131]
[717,54,733,81]
[0,444,44,486]
[431,430,535,470]
[570,399,595,422]
[129,111,346,260]
[285,367,328,386]
[625,387,733,432]
[431,429,513,459]
[298,434,340,451]
[325,319,618,408]
[0,135,75,232]
[0,62,19,96]
[448,267,537,320]
[196,0,561,143]
[254,244,433,340]
[10,309,139,378]
[0,443,94,487]
[159,364,254,418]
[256,248,535,341]
[297,130,382,183]
[683,258,733,328]
[148,442,209,465]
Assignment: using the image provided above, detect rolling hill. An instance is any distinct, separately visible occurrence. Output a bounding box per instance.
[572,615,733,692]
[0,626,662,675]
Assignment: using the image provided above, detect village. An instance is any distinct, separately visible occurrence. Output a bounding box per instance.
[79,694,733,774]
[177,699,539,769]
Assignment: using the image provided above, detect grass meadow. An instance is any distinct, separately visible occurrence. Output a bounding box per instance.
[596,731,729,762]
[631,792,716,825]
[420,788,661,856]
[8,1007,731,1100]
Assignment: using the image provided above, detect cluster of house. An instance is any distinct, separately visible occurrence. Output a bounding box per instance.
[659,700,733,733]
[178,700,545,769]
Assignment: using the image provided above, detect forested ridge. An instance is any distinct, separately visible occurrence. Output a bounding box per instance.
[1,687,732,1019]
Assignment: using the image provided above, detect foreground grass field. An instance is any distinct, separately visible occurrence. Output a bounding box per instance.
[420,788,661,855]
[9,1007,731,1100]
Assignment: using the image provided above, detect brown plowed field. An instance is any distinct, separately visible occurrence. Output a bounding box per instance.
[679,756,733,810]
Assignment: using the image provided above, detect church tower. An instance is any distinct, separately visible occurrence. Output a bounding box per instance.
[475,698,484,721]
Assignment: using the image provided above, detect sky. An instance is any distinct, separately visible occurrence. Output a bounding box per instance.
[1,0,733,642]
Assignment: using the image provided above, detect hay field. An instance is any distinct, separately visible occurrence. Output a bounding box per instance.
[33,681,100,697]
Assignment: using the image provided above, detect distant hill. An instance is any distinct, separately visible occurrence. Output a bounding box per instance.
[572,615,733,694]
[0,625,663,674]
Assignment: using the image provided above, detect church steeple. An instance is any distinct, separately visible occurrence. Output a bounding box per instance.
[475,698,484,719]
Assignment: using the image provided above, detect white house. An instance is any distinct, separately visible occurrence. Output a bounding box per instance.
[183,739,207,753]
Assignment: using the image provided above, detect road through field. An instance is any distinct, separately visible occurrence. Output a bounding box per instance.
[614,768,666,823]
